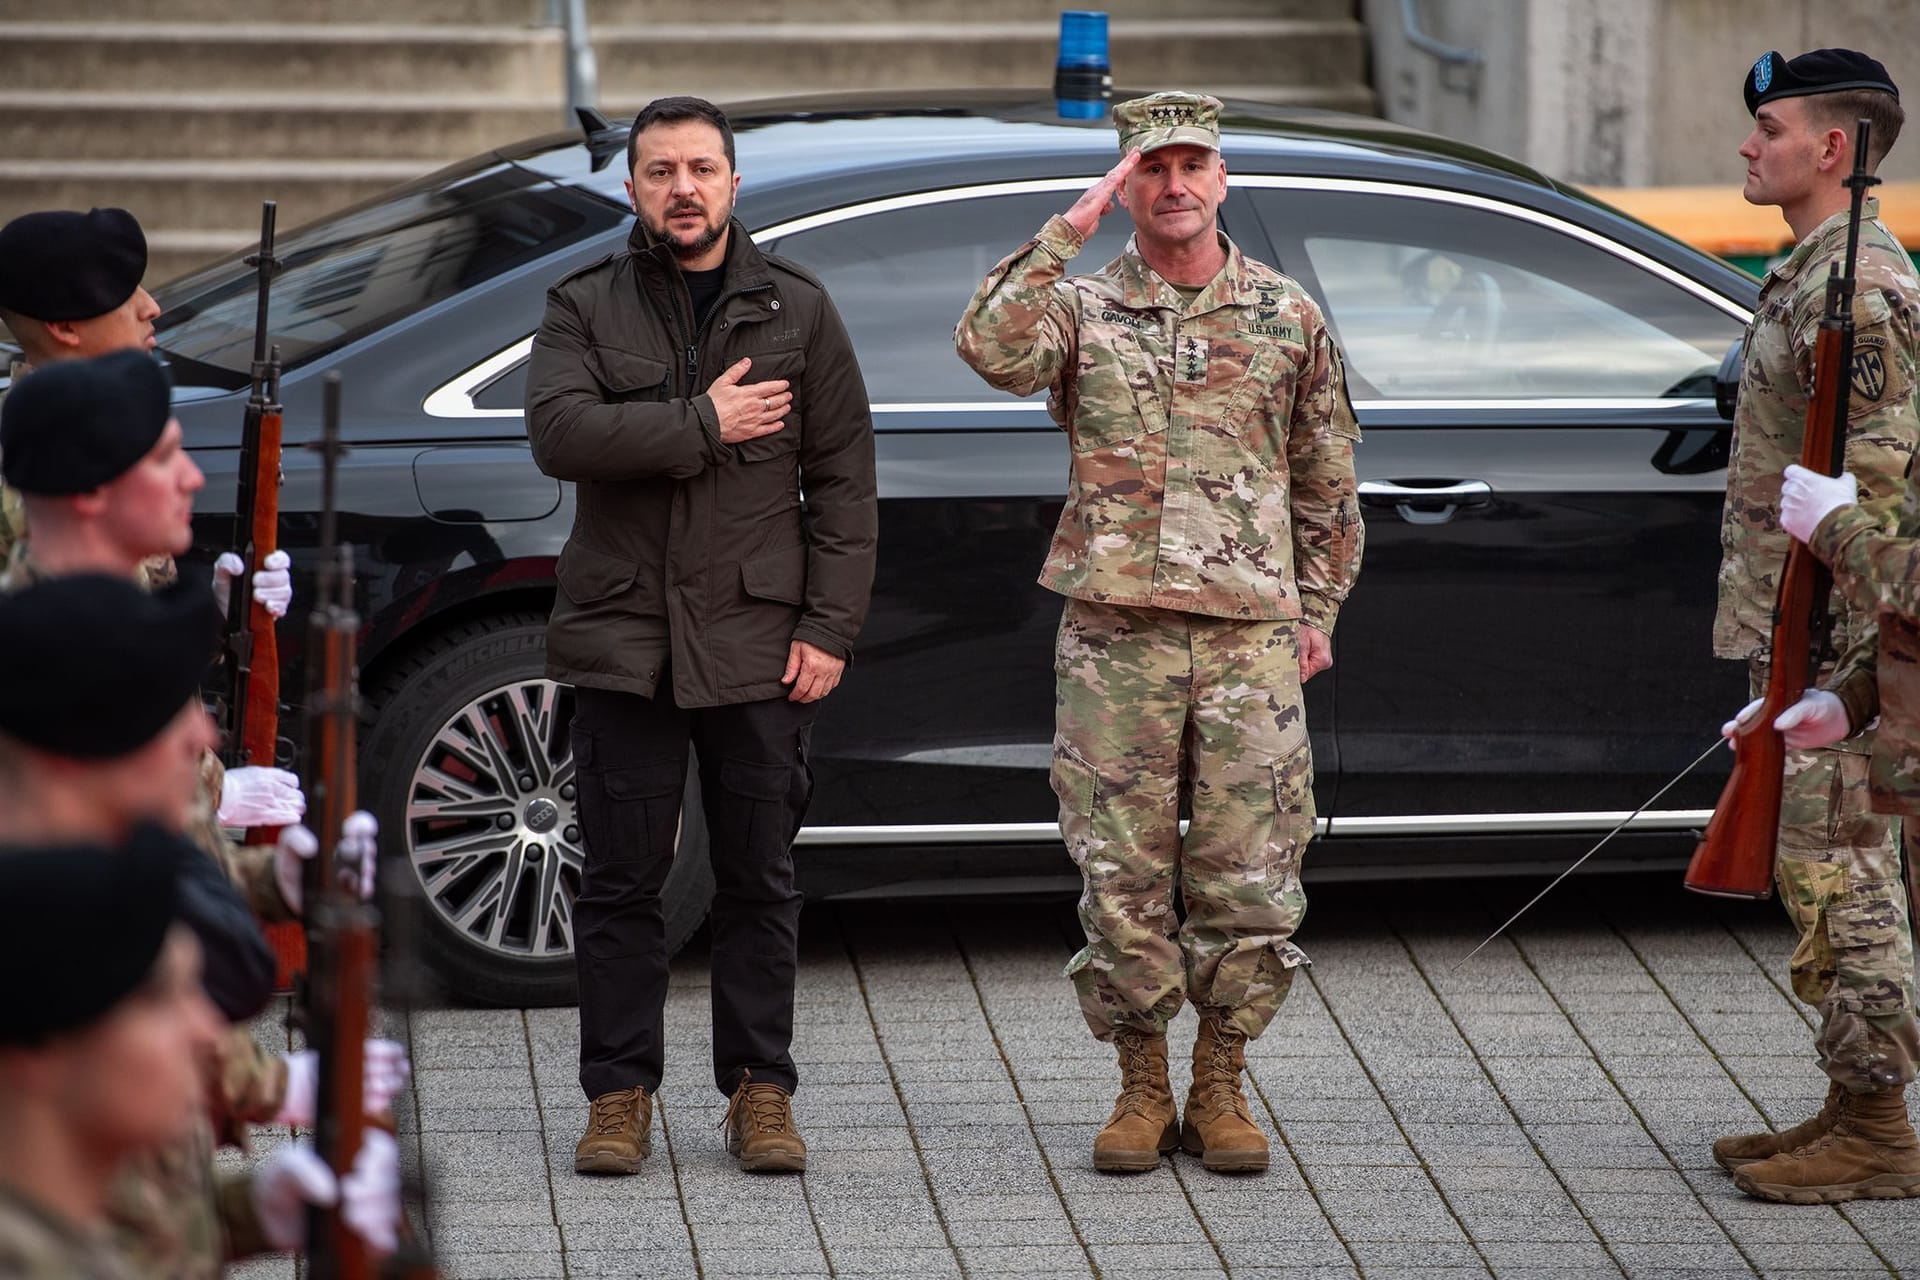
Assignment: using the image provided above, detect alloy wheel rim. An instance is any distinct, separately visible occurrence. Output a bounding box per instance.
[404,677,581,960]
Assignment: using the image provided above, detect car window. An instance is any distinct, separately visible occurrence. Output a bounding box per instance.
[769,190,1134,406]
[152,168,626,385]
[1250,188,1742,401]
[471,358,530,412]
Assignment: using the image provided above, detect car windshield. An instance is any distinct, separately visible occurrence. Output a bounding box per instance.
[152,162,625,387]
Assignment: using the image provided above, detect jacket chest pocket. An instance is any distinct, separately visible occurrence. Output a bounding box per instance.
[1214,336,1302,469]
[588,347,671,403]
[732,347,808,459]
[1070,333,1168,454]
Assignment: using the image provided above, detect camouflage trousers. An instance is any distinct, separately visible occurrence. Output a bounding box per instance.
[1751,656,1920,1094]
[1054,597,1313,1043]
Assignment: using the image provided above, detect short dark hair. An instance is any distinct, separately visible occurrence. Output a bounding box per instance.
[627,96,736,174]
[1807,88,1905,170]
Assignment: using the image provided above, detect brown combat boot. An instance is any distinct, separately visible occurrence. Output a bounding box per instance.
[723,1072,807,1173]
[1181,1009,1269,1174]
[1092,1029,1178,1173]
[1713,1083,1845,1172]
[574,1086,652,1175]
[1734,1086,1920,1203]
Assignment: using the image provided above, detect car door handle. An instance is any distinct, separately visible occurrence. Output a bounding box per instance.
[1359,479,1492,503]
[1358,479,1492,526]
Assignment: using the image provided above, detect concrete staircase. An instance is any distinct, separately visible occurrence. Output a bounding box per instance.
[0,1,1373,283]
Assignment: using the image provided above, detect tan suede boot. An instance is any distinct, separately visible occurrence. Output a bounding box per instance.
[723,1072,807,1173]
[1713,1083,1846,1172]
[1092,1029,1178,1173]
[1181,1009,1268,1174]
[574,1086,652,1175]
[1734,1087,1920,1203]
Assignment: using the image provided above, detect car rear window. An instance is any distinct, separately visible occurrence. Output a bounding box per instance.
[152,165,624,387]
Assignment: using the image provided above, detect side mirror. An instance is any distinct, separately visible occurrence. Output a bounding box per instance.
[1715,337,1743,422]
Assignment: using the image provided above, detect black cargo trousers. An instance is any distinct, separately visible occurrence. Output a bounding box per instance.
[571,682,816,1102]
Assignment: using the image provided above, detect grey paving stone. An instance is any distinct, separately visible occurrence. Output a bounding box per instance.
[1475,1240,1622,1271]
[827,1246,965,1276]
[1084,1242,1229,1277]
[692,1248,833,1275]
[436,1252,568,1278]
[1606,1240,1757,1271]
[957,1244,1094,1274]
[430,1223,560,1254]
[938,1192,1073,1222]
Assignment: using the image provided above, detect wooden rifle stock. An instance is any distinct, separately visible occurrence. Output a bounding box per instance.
[223,201,303,979]
[300,374,380,1280]
[1686,119,1879,898]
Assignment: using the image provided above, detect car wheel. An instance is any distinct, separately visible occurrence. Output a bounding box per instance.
[359,612,715,1007]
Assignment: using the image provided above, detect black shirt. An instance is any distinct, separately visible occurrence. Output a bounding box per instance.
[682,264,727,329]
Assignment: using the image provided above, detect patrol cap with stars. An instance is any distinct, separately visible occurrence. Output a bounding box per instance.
[0,574,221,760]
[0,207,147,323]
[0,825,184,1048]
[1745,48,1899,116]
[0,348,173,496]
[1113,91,1223,155]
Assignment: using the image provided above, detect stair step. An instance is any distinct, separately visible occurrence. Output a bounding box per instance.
[0,92,569,162]
[0,160,428,238]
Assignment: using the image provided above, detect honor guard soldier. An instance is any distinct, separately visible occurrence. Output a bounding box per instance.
[0,575,408,1274]
[956,91,1363,1175]
[0,206,161,564]
[1711,49,1920,1200]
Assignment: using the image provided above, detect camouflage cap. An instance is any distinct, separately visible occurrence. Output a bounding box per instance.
[1113,91,1222,155]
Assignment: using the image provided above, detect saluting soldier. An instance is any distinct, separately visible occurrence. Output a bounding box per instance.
[1709,50,1920,1201]
[956,92,1363,1175]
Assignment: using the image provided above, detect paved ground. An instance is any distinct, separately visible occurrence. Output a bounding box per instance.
[232,873,1920,1279]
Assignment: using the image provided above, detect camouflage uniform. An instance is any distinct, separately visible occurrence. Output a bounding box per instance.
[0,1183,139,1279]
[1715,199,1920,1093]
[0,550,290,1274]
[956,214,1362,1041]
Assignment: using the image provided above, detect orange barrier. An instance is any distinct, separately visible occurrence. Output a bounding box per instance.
[1584,182,1920,263]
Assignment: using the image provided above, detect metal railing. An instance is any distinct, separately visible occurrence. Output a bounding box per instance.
[1398,0,1482,94]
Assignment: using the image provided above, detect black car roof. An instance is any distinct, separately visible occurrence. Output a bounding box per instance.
[502,88,1557,203]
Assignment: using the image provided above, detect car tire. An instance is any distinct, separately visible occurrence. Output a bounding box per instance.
[359,612,715,1008]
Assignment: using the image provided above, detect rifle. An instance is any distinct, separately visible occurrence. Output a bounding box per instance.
[1686,118,1880,899]
[221,201,304,978]
[299,373,380,1279]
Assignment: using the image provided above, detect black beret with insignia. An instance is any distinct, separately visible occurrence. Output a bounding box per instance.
[0,825,182,1047]
[0,574,220,760]
[0,207,148,322]
[0,348,172,496]
[1745,48,1899,116]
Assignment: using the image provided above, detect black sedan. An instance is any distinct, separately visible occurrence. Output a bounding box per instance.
[107,91,1755,1005]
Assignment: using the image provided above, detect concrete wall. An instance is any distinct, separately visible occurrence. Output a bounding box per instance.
[1368,0,1920,186]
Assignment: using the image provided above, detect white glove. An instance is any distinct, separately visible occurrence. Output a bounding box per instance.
[273,812,378,915]
[212,548,294,620]
[250,1143,338,1253]
[1722,689,1853,750]
[1780,464,1859,544]
[219,765,306,829]
[272,1039,414,1128]
[340,1130,403,1257]
[247,1134,402,1258]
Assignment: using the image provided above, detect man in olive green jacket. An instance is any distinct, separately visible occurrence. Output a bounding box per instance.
[526,95,876,1177]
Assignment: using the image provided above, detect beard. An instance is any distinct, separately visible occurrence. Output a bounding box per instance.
[645,195,732,261]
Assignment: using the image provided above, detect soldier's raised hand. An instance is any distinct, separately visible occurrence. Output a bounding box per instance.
[707,357,792,445]
[1064,149,1141,240]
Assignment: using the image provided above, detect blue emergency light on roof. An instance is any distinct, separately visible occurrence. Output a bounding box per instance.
[1055,11,1112,120]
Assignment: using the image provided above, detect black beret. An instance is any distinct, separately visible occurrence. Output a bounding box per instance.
[0,574,220,759]
[0,824,181,1047]
[1746,48,1900,116]
[0,208,147,322]
[0,349,172,495]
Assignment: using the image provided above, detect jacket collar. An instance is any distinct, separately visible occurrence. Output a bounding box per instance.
[1768,197,1881,287]
[1092,230,1258,315]
[626,216,772,292]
